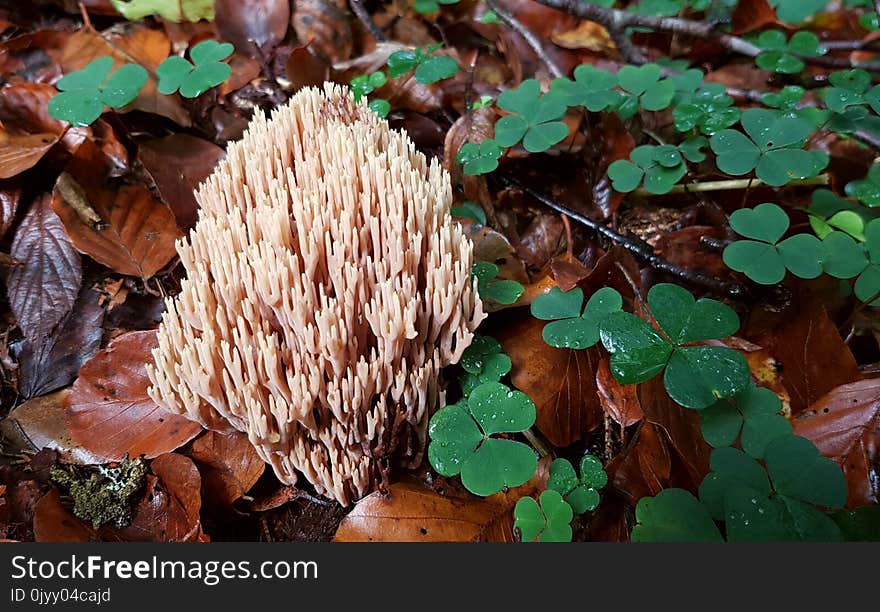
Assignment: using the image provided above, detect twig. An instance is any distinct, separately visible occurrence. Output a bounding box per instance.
[533,0,880,71]
[78,2,95,32]
[484,0,565,78]
[634,174,830,196]
[503,176,749,300]
[348,0,387,42]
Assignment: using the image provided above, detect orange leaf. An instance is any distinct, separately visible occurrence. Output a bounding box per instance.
[0,132,59,179]
[33,489,94,542]
[190,431,265,506]
[66,330,203,461]
[596,357,643,428]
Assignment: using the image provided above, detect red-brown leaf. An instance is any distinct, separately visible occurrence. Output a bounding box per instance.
[66,330,203,461]
[33,489,94,542]
[190,431,265,506]
[596,357,643,428]
[215,0,289,55]
[6,194,82,343]
[792,379,880,507]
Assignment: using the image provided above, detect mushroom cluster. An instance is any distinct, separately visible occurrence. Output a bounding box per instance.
[147,84,484,504]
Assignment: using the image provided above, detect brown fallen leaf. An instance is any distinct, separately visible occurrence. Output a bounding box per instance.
[215,0,289,55]
[596,357,643,428]
[551,21,615,52]
[731,0,778,34]
[54,139,182,279]
[608,422,672,506]
[138,134,226,231]
[792,379,880,507]
[0,132,60,179]
[6,193,82,343]
[0,187,21,240]
[334,459,550,542]
[292,0,353,63]
[66,330,203,461]
[190,431,265,506]
[33,489,94,543]
[500,313,603,447]
[286,44,331,92]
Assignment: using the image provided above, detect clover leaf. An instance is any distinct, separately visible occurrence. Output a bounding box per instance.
[768,0,827,23]
[723,203,824,284]
[495,79,569,152]
[550,65,620,112]
[451,201,487,224]
[514,490,573,542]
[854,219,880,304]
[49,56,148,126]
[414,55,458,85]
[822,231,868,279]
[599,283,748,409]
[808,189,879,241]
[755,30,824,74]
[460,335,512,388]
[699,384,792,457]
[547,456,607,514]
[456,140,503,176]
[157,40,232,98]
[350,71,387,102]
[531,287,623,349]
[616,63,675,111]
[608,144,687,194]
[673,83,741,135]
[428,382,537,496]
[846,163,880,207]
[472,261,525,305]
[765,435,847,508]
[631,488,723,542]
[710,109,829,186]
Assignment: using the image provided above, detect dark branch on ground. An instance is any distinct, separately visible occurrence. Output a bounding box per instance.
[349,0,387,42]
[484,0,566,78]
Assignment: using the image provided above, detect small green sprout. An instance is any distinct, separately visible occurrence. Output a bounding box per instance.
[157,40,233,98]
[514,490,574,542]
[547,455,607,514]
[472,261,525,305]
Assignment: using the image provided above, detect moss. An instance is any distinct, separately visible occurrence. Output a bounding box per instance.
[50,456,148,529]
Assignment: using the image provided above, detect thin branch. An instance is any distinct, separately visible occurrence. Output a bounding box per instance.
[348,0,387,42]
[634,174,830,196]
[502,177,749,300]
[484,0,565,78]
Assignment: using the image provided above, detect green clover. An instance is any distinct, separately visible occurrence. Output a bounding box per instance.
[616,63,675,111]
[547,456,607,514]
[754,30,823,74]
[460,336,512,397]
[414,56,458,84]
[495,79,569,153]
[853,219,880,304]
[608,144,687,194]
[428,382,537,496]
[514,490,573,542]
[769,0,831,24]
[722,202,824,284]
[846,163,880,207]
[450,201,487,224]
[599,283,748,409]
[350,71,387,102]
[631,488,723,542]
[673,83,741,135]
[808,189,879,241]
[456,140,503,176]
[157,40,233,98]
[472,261,524,305]
[822,230,869,279]
[531,286,623,349]
[48,56,148,126]
[413,0,459,14]
[550,65,620,112]
[699,384,792,457]
[710,109,829,186]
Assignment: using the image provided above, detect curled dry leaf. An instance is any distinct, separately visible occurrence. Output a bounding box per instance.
[793,379,880,507]
[16,287,105,399]
[499,313,603,447]
[215,0,290,55]
[6,194,82,343]
[66,330,203,462]
[190,431,265,506]
[596,357,643,428]
[292,0,353,63]
[53,139,182,279]
[138,134,226,231]
[334,459,550,542]
[1,391,105,465]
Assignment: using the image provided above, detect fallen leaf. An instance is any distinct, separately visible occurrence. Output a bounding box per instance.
[106,453,204,542]
[66,330,203,461]
[592,113,634,219]
[33,489,94,542]
[286,44,331,92]
[551,21,615,52]
[0,132,60,179]
[793,379,880,507]
[215,0,289,55]
[6,194,82,343]
[54,139,182,279]
[15,287,105,399]
[609,422,672,505]
[499,313,603,447]
[292,0,353,63]
[190,431,265,506]
[731,0,778,34]
[334,459,549,542]
[0,82,66,135]
[596,357,643,428]
[0,187,20,240]
[551,256,591,292]
[138,134,225,230]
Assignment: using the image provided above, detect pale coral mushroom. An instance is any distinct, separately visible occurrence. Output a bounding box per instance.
[146,84,485,505]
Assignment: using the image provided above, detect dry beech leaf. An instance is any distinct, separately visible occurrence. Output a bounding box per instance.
[609,422,672,506]
[215,0,290,55]
[66,330,203,461]
[499,313,603,447]
[54,139,182,279]
[334,459,550,542]
[33,489,94,543]
[60,26,190,126]
[596,357,643,428]
[190,431,265,506]
[107,454,204,542]
[292,0,353,63]
[793,379,880,507]
[0,187,21,240]
[0,132,60,179]
[6,194,82,343]
[138,134,226,230]
[0,391,105,465]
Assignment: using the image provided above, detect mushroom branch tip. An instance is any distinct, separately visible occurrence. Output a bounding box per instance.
[146,83,485,505]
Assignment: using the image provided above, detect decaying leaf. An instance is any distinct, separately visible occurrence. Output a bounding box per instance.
[190,431,265,506]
